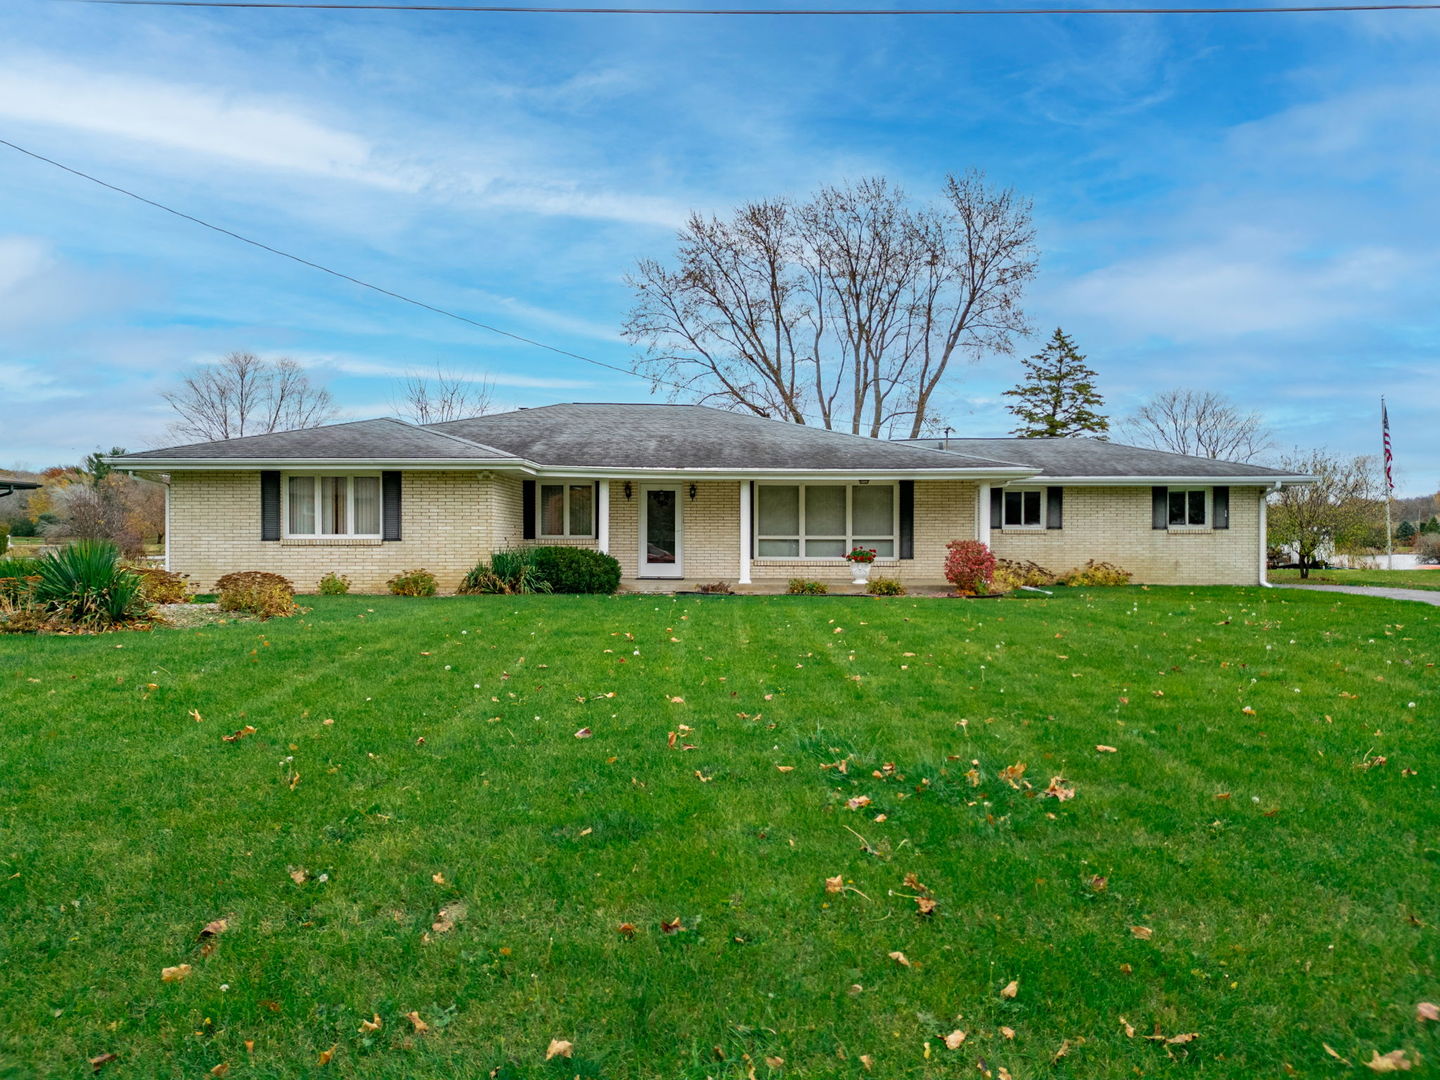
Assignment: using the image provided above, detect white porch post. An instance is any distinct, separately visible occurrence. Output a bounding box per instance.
[977,482,991,543]
[597,479,611,555]
[738,480,752,584]
[163,478,171,571]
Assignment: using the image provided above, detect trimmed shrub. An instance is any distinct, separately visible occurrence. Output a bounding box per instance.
[0,522,8,556]
[786,578,828,595]
[32,540,147,627]
[317,571,351,595]
[944,539,997,596]
[992,558,1058,592]
[460,549,552,595]
[697,581,734,595]
[131,566,190,605]
[531,546,622,595]
[217,571,299,618]
[1416,533,1440,565]
[387,569,438,597]
[866,576,906,596]
[215,571,295,596]
[6,516,38,538]
[1062,560,1133,587]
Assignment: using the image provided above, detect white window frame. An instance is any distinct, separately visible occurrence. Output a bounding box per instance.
[754,481,899,560]
[1167,487,1210,530]
[1001,487,1045,530]
[538,482,595,539]
[282,473,383,539]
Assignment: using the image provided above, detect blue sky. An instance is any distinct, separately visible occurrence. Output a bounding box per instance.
[1,1,1436,492]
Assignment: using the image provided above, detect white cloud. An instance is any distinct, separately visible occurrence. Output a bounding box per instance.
[288,353,594,391]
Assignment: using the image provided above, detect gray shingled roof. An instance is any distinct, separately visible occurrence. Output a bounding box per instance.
[427,404,1028,472]
[901,437,1303,480]
[112,418,516,464]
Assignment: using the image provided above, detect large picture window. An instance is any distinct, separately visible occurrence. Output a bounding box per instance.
[539,483,595,538]
[756,483,896,558]
[285,474,381,537]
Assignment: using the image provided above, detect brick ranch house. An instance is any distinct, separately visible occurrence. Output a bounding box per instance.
[111,403,1313,592]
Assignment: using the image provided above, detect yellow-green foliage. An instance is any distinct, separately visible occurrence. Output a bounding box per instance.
[130,566,190,605]
[786,578,828,595]
[216,570,298,618]
[1062,560,1133,587]
[386,568,438,597]
[317,571,352,595]
[992,559,1059,592]
[865,576,906,596]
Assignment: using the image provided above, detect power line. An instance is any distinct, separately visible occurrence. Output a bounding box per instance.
[55,0,1440,13]
[0,136,669,392]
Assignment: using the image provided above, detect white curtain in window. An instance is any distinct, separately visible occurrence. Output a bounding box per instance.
[805,485,846,535]
[569,484,594,536]
[320,476,347,535]
[757,485,800,556]
[541,484,565,535]
[287,475,316,535]
[353,476,381,535]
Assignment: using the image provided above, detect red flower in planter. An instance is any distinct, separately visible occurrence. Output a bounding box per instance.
[844,547,879,564]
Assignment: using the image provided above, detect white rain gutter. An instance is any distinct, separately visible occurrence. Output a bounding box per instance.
[1258,480,1282,588]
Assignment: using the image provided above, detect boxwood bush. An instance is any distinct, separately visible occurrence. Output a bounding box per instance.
[530,546,622,594]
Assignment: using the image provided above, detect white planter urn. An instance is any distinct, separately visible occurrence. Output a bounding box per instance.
[850,560,872,585]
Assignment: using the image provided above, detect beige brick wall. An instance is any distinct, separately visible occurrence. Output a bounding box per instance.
[169,470,495,593]
[169,472,1262,593]
[989,485,1263,586]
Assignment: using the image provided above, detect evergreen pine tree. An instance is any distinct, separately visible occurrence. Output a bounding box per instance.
[1396,519,1416,543]
[1002,328,1109,439]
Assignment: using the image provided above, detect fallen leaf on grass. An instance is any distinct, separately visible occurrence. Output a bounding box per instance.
[764,1055,784,1068]
[432,872,446,885]
[210,1064,230,1077]
[317,1045,337,1066]
[944,1030,966,1049]
[1418,1002,1439,1022]
[617,922,637,938]
[402,1012,430,1034]
[775,765,795,773]
[198,918,228,939]
[358,1014,382,1034]
[661,917,684,934]
[160,964,191,983]
[432,901,467,933]
[546,1039,574,1060]
[244,1040,254,1054]
[574,727,592,739]
[1000,1026,1015,1040]
[858,1054,874,1071]
[1000,979,1018,999]
[888,950,910,967]
[1166,1032,1200,1045]
[1364,1049,1413,1072]
[846,796,871,811]
[669,696,686,704]
[221,726,256,742]
[694,770,713,782]
[1130,925,1153,940]
[1323,1044,1351,1066]
[1095,745,1118,753]
[825,875,845,894]
[88,1053,118,1072]
[915,897,937,916]
[189,709,204,723]
[289,867,308,885]
[1043,775,1075,801]
[1052,1039,1072,1063]
[1089,875,1108,892]
[999,762,1027,788]
[1120,1017,1136,1038]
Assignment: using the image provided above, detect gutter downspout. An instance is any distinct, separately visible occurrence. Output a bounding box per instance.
[1258,481,1281,588]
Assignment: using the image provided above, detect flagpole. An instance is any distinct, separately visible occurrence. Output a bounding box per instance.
[1383,396,1393,571]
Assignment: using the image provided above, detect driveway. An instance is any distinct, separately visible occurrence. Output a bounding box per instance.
[1272,583,1440,606]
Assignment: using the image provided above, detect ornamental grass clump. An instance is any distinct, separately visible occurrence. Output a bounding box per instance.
[992,558,1059,592]
[944,539,997,596]
[460,549,552,595]
[1061,560,1132,587]
[31,540,148,628]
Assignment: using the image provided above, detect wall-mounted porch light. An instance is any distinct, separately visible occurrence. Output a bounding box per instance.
[688,483,698,501]
[623,481,633,500]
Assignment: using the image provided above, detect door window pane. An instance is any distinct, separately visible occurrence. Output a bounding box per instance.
[805,485,846,535]
[645,489,677,563]
[852,485,893,535]
[541,484,565,535]
[758,485,799,535]
[287,475,315,535]
[353,476,381,535]
[569,484,594,536]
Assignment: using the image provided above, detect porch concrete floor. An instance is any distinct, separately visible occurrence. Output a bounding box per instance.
[621,580,958,597]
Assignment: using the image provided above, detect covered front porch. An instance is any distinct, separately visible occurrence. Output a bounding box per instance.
[524,475,994,590]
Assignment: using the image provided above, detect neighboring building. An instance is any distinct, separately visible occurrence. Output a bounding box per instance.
[110,403,1311,592]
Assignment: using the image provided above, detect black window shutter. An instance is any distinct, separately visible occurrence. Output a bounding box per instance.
[1212,486,1230,530]
[749,481,757,551]
[260,471,281,541]
[1152,486,1169,530]
[990,486,1003,527]
[1046,486,1064,530]
[522,480,536,540]
[382,471,402,541]
[898,480,914,559]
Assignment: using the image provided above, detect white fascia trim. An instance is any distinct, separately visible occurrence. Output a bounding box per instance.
[1004,475,1317,487]
[113,458,518,471]
[522,465,1038,481]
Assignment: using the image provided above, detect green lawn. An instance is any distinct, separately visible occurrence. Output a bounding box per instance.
[1,589,1437,1078]
[1269,568,1440,591]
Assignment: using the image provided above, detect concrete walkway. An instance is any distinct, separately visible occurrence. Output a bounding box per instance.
[1272,583,1440,606]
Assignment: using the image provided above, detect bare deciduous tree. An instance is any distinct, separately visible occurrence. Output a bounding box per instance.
[1123,389,1272,462]
[163,352,337,442]
[1267,450,1380,577]
[623,172,1037,438]
[392,368,494,425]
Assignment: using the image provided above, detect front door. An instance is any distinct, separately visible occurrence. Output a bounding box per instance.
[640,486,683,578]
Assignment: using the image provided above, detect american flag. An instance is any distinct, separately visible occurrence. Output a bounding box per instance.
[1382,399,1394,495]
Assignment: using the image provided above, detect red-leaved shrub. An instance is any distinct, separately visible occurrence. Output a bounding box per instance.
[944,539,997,596]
